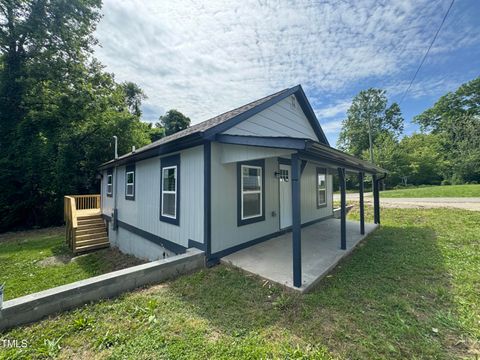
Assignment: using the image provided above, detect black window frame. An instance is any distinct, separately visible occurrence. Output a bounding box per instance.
[125,164,135,201]
[106,168,113,197]
[316,167,327,208]
[160,154,180,225]
[237,159,266,226]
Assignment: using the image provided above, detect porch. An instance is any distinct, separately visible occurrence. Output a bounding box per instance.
[222,218,378,292]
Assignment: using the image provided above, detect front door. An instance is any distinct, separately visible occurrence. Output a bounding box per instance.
[279,164,292,229]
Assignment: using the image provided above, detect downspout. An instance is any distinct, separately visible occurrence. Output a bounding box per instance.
[113,136,119,230]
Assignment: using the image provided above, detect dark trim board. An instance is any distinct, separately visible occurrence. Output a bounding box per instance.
[125,163,135,201]
[204,141,212,261]
[103,213,191,255]
[210,215,334,260]
[117,220,187,254]
[188,239,206,251]
[159,153,181,226]
[237,159,266,226]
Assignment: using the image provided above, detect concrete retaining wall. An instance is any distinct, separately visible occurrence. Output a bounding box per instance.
[0,248,204,332]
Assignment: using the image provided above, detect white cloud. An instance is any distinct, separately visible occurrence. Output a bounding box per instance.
[315,100,351,119]
[93,0,480,127]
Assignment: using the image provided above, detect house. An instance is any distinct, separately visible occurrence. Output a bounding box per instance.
[97,85,386,291]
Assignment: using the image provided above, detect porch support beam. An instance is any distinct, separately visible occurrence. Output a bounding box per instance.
[373,174,380,224]
[358,172,365,235]
[338,167,347,250]
[291,153,302,288]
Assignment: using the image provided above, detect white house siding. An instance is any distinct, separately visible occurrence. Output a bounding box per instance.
[222,96,318,140]
[102,145,204,253]
[300,163,333,223]
[210,143,333,254]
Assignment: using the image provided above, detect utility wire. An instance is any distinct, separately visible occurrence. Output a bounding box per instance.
[399,0,455,105]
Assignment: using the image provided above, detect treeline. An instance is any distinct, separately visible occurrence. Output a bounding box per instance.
[337,77,480,188]
[0,1,162,231]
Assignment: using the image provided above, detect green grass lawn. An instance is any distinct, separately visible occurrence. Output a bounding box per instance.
[0,228,144,301]
[2,208,479,359]
[380,184,480,198]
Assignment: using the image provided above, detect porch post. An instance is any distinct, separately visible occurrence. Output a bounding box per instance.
[338,167,347,250]
[358,172,365,235]
[291,153,302,288]
[373,174,380,224]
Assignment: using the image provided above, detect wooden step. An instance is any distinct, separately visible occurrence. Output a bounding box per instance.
[76,224,106,235]
[76,237,109,247]
[77,222,105,230]
[78,217,104,226]
[76,231,108,241]
[74,242,110,253]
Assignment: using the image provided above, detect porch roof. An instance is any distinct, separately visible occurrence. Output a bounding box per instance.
[216,134,387,175]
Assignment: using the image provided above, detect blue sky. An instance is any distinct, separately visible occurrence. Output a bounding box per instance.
[94,0,480,146]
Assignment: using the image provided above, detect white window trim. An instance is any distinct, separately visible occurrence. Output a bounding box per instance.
[317,169,327,207]
[241,165,263,220]
[161,165,177,219]
[107,174,113,195]
[126,171,135,196]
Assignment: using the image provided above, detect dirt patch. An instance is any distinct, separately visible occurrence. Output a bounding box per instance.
[37,254,73,267]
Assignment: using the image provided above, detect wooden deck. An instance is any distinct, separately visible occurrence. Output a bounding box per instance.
[64,195,109,253]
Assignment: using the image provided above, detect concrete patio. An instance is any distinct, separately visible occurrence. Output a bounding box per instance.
[222,218,378,292]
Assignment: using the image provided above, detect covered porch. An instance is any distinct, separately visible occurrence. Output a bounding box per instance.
[215,135,387,291]
[223,218,378,292]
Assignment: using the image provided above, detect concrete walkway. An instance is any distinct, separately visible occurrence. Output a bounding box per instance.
[222,219,378,293]
[333,193,480,211]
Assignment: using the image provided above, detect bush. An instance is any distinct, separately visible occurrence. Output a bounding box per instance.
[441,180,451,186]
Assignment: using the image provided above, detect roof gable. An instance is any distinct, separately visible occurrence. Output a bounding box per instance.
[99,85,329,169]
[222,94,319,140]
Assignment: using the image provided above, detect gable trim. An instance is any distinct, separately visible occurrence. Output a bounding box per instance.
[204,85,329,145]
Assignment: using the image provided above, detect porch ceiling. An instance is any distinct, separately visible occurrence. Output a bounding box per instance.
[221,219,378,293]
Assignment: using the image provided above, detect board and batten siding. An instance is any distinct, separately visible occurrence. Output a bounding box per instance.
[222,96,318,140]
[210,143,333,254]
[101,145,204,251]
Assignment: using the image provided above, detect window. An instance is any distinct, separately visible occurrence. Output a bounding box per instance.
[106,169,113,197]
[237,160,265,226]
[160,154,180,225]
[317,167,327,208]
[125,164,135,200]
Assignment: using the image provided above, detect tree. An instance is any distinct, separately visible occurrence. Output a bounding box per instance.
[414,77,480,183]
[0,1,152,231]
[158,109,191,136]
[337,89,404,160]
[121,81,147,117]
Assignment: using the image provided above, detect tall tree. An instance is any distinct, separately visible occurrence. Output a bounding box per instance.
[121,81,147,117]
[158,109,191,136]
[414,77,480,182]
[0,1,152,231]
[337,89,404,160]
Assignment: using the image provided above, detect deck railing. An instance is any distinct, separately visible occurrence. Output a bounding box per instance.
[64,195,101,252]
[73,194,101,210]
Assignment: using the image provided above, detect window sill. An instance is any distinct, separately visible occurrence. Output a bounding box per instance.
[160,215,180,226]
[238,215,265,227]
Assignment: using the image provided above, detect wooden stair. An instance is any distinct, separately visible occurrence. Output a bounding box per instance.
[75,214,109,253]
[64,195,109,254]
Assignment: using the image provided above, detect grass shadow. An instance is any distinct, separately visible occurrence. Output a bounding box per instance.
[168,222,472,358]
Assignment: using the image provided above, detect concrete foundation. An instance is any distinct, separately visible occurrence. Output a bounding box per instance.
[0,248,204,332]
[222,218,378,292]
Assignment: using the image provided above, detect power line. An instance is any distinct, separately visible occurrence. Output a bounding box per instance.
[398,0,455,105]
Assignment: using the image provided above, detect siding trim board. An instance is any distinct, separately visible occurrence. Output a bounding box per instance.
[237,159,266,227]
[204,141,212,261]
[160,154,181,226]
[188,239,206,251]
[117,220,187,254]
